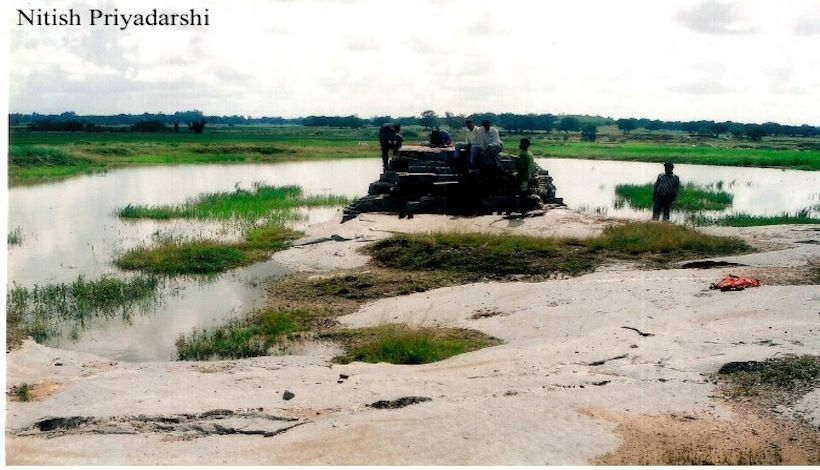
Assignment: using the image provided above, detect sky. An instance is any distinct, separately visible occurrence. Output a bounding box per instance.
[6,0,820,124]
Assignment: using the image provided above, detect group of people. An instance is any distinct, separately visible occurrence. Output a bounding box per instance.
[452,119,503,171]
[379,119,681,221]
[381,117,535,199]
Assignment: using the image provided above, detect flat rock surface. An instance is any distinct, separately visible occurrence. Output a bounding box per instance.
[5,213,819,465]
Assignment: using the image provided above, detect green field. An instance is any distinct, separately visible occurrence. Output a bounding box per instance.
[8,125,819,185]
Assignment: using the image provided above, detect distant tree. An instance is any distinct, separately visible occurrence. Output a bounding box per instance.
[173,122,180,132]
[420,110,439,130]
[615,118,639,135]
[441,112,462,130]
[711,122,730,137]
[745,124,766,141]
[580,125,598,142]
[728,123,746,138]
[534,114,555,133]
[132,120,167,132]
[761,121,783,136]
[798,124,818,137]
[645,120,662,133]
[371,115,394,127]
[557,117,580,133]
[189,118,207,134]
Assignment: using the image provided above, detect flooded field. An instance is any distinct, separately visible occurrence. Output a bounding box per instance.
[7,158,818,361]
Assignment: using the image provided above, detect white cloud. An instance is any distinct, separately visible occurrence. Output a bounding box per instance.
[676,0,759,35]
[6,0,820,124]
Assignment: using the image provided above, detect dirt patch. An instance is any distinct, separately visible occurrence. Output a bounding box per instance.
[266,266,466,317]
[588,406,819,465]
[739,263,820,286]
[6,380,63,402]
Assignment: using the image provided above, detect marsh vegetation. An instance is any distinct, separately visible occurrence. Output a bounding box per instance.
[614,182,733,212]
[6,275,162,347]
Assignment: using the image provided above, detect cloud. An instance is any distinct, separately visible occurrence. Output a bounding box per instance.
[676,0,759,35]
[794,15,820,35]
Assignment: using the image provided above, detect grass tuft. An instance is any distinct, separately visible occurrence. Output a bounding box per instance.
[718,355,820,398]
[175,309,322,360]
[328,325,502,365]
[615,182,733,211]
[114,223,300,275]
[7,227,23,245]
[7,384,30,402]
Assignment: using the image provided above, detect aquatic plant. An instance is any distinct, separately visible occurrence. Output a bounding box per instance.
[614,182,733,211]
[6,275,162,344]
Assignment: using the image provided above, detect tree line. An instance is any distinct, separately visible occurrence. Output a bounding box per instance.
[9,110,818,141]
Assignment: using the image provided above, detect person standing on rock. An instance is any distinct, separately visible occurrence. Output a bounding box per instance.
[652,162,680,221]
[516,138,536,192]
[378,122,403,171]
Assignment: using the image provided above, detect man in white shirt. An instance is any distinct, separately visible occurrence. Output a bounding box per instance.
[453,119,478,168]
[475,119,503,170]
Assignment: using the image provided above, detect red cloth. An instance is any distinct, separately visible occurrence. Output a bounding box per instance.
[710,275,761,291]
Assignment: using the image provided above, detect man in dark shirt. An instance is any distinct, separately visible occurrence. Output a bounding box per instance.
[378,123,403,171]
[652,162,681,221]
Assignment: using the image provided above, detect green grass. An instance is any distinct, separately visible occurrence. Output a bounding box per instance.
[687,209,820,226]
[7,227,23,245]
[366,222,752,276]
[114,241,263,275]
[114,223,300,275]
[530,141,820,170]
[6,275,161,344]
[175,308,322,360]
[117,184,348,221]
[328,325,501,365]
[615,182,734,211]
[7,384,30,402]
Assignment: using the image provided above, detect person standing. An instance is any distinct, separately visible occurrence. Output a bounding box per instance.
[516,138,536,192]
[652,162,680,221]
[378,122,403,171]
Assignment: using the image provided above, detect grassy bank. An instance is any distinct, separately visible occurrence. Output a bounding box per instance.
[174,222,752,362]
[117,184,348,221]
[615,182,734,211]
[6,275,161,347]
[8,126,376,184]
[115,224,300,275]
[9,126,818,185]
[367,222,752,275]
[530,141,820,170]
[688,210,820,227]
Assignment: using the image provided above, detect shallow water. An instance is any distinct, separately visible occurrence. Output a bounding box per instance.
[7,158,818,361]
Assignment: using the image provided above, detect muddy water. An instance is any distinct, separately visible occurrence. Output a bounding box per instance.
[7,158,818,361]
